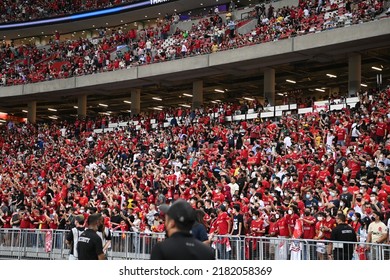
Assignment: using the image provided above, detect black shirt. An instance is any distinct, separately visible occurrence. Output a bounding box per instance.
[150,231,215,260]
[232,214,244,235]
[330,223,357,243]
[66,226,85,255]
[330,223,357,259]
[77,229,104,260]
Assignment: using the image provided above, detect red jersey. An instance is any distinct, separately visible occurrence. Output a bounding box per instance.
[277,217,290,237]
[302,216,316,239]
[250,219,264,237]
[214,212,231,235]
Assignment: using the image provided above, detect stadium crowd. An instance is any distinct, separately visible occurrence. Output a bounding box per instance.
[0,0,386,86]
[0,0,144,23]
[0,83,389,258]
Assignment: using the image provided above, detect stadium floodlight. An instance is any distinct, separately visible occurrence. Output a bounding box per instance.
[22,110,28,113]
[371,66,382,71]
[180,104,191,108]
[315,88,325,92]
[243,97,255,101]
[99,103,108,107]
[326,74,337,78]
[49,116,58,120]
[48,108,57,112]
[214,89,225,93]
[360,83,368,87]
[154,107,163,111]
[152,97,162,101]
[73,106,78,109]
[123,100,132,104]
[286,79,296,84]
[183,93,193,97]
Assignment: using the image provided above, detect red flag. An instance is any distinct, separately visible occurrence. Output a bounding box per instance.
[45,230,53,253]
[292,220,303,239]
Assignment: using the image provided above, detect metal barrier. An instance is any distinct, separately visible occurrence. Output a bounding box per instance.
[1,229,389,260]
[210,235,390,260]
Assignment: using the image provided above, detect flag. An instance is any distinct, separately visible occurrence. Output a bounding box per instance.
[45,230,53,253]
[293,219,303,239]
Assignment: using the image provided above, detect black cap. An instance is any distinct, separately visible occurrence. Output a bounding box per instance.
[159,199,195,226]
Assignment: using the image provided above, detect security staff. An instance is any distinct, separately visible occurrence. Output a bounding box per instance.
[327,213,357,260]
[151,199,215,260]
[77,213,106,260]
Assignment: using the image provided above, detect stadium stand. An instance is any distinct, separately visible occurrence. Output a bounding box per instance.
[0,0,389,261]
[0,0,144,23]
[0,0,387,86]
[0,84,389,259]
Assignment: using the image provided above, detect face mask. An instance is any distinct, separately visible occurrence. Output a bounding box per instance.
[356,198,362,202]
[232,197,236,201]
[240,194,244,199]
[318,202,322,207]
[366,208,372,215]
[330,192,335,197]
[275,214,280,219]
[359,189,364,193]
[305,211,310,216]
[342,187,347,192]
[317,216,323,221]
[293,196,298,201]
[371,216,376,222]
[288,210,293,215]
[80,209,84,213]
[352,216,357,221]
[252,215,257,220]
[372,187,377,193]
[370,196,376,202]
[305,194,311,199]
[215,189,219,194]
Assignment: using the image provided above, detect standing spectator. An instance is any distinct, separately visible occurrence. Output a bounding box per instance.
[366,210,388,259]
[210,204,231,259]
[230,205,244,259]
[66,215,85,260]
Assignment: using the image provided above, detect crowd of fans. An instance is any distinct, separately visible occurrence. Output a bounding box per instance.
[0,0,144,23]
[0,0,387,86]
[0,83,389,258]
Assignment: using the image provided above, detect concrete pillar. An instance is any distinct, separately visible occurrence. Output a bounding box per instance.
[77,95,87,119]
[27,101,37,124]
[131,88,141,116]
[192,80,203,109]
[348,53,361,97]
[264,68,275,106]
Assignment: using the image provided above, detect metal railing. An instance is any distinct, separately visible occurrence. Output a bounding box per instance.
[1,229,389,260]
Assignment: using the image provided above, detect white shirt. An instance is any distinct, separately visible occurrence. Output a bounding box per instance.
[228,182,239,196]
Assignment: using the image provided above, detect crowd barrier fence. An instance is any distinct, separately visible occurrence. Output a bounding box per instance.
[1,229,389,260]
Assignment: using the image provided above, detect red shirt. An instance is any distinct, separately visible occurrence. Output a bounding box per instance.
[322,218,336,240]
[302,216,316,239]
[250,219,264,236]
[214,212,230,235]
[277,217,290,237]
